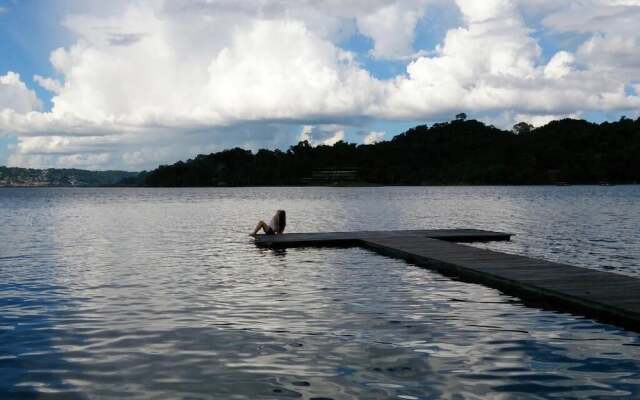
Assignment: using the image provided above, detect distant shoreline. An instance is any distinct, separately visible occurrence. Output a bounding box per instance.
[4,118,640,188]
[144,118,640,187]
[2,183,639,189]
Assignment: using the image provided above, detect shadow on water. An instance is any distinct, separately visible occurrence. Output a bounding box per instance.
[257,246,288,258]
[270,248,288,258]
[0,282,86,399]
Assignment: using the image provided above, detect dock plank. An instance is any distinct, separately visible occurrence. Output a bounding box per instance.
[254,229,640,331]
[255,229,511,247]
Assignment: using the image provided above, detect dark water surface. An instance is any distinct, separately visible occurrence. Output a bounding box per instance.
[1,186,639,399]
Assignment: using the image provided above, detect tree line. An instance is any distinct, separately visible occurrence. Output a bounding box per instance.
[0,166,139,187]
[143,117,640,186]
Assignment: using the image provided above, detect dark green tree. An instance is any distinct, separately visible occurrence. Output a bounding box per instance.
[143,117,640,187]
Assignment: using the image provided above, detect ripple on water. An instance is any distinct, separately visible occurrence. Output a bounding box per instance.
[0,186,639,399]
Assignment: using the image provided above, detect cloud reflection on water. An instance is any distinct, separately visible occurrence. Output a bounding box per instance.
[0,186,639,398]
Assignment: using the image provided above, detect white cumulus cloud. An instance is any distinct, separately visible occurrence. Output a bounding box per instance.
[1,0,639,170]
[544,51,575,79]
[363,131,386,144]
[378,0,640,118]
[34,75,64,94]
[357,1,427,59]
[299,125,346,146]
[0,72,42,115]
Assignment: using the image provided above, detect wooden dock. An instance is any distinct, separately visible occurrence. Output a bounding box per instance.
[255,229,640,331]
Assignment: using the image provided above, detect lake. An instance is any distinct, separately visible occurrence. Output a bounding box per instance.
[1,186,639,399]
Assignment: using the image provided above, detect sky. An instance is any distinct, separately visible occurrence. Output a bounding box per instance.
[1,0,639,171]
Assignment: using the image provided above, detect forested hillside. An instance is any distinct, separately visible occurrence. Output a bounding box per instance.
[144,118,640,186]
[0,167,140,187]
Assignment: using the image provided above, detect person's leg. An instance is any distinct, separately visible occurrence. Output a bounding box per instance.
[251,221,269,236]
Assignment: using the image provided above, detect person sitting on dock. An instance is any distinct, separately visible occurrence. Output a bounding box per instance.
[250,210,286,236]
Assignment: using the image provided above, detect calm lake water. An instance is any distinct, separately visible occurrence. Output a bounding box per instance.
[1,186,639,399]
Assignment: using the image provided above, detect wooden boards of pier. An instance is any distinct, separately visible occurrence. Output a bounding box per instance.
[254,229,640,332]
[254,229,512,247]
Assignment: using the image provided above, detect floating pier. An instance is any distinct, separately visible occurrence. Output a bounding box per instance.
[255,229,640,332]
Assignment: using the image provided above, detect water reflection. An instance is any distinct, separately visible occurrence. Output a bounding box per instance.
[0,186,639,399]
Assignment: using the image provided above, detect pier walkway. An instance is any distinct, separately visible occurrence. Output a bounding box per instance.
[255,229,640,332]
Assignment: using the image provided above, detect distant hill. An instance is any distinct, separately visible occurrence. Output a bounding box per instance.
[144,117,640,187]
[0,167,142,187]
